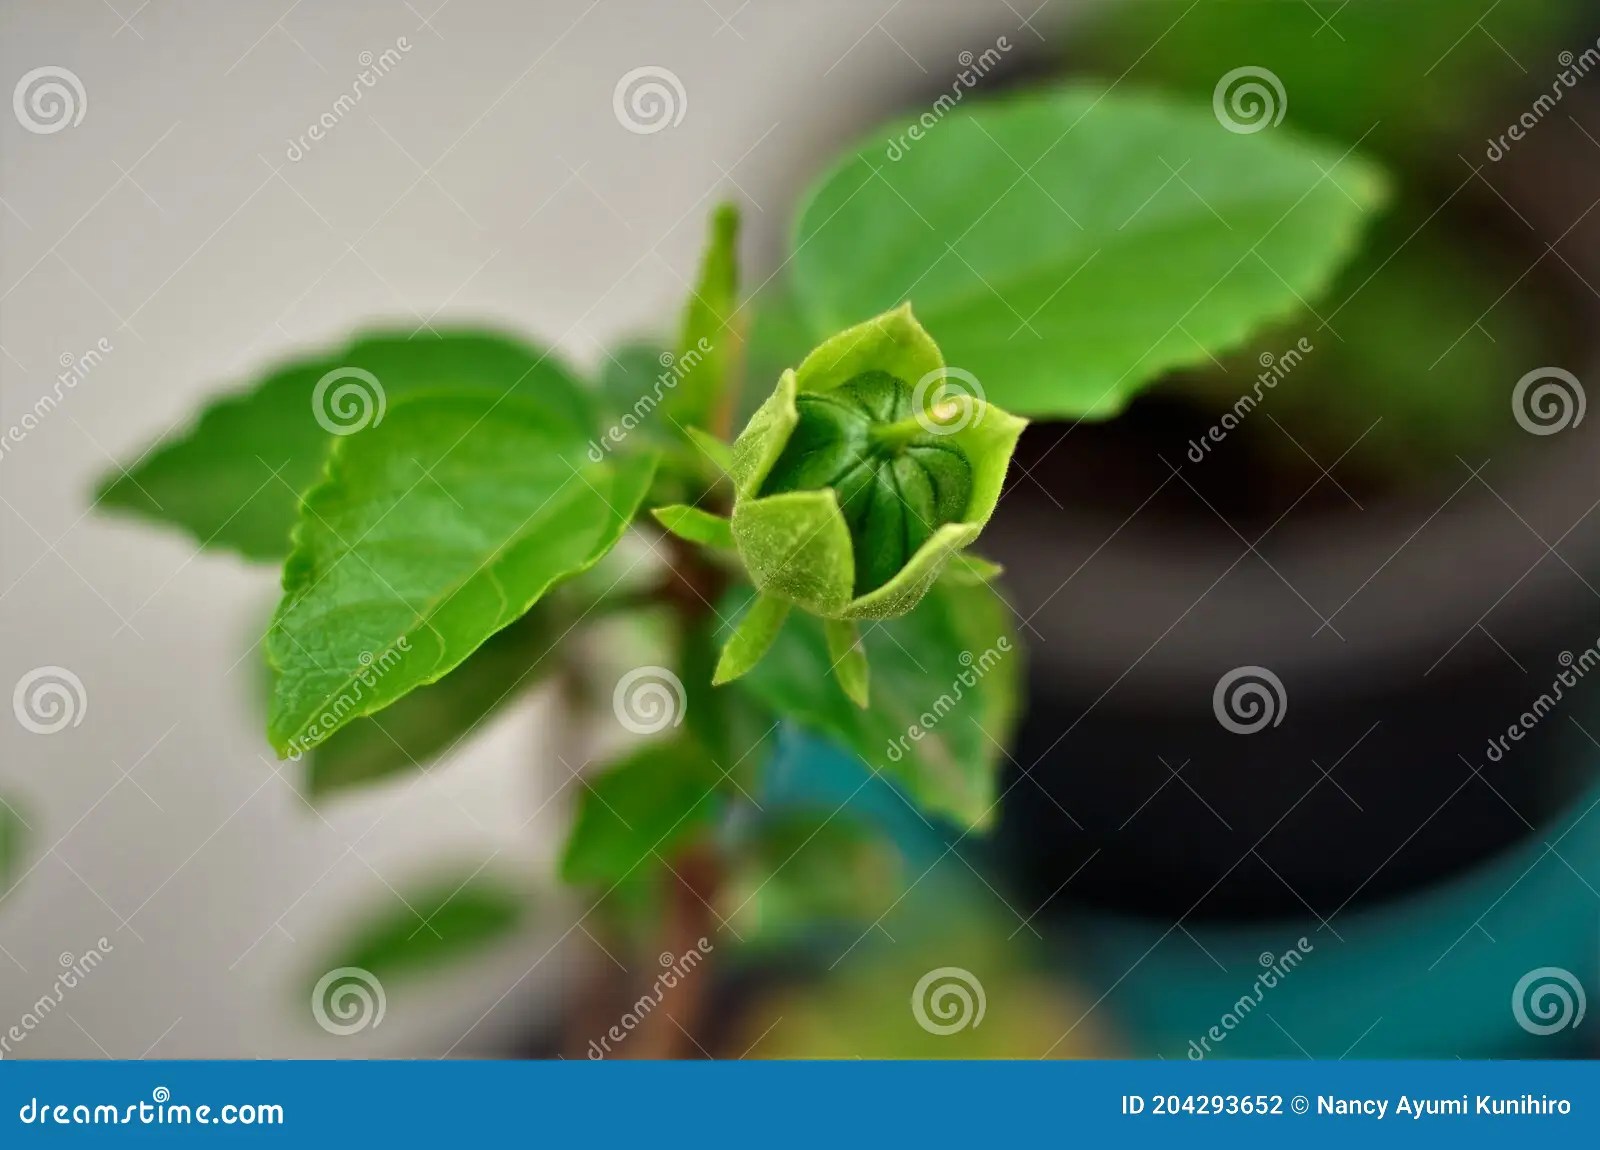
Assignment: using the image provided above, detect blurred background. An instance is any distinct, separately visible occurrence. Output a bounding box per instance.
[2,0,1599,1059]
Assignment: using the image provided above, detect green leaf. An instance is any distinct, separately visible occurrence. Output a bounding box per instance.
[669,202,742,426]
[730,579,1021,830]
[651,504,734,552]
[942,552,1004,586]
[713,592,791,685]
[0,798,27,895]
[684,426,735,476]
[97,329,595,562]
[267,392,656,757]
[310,871,525,985]
[304,611,558,798]
[792,84,1388,420]
[824,618,869,708]
[560,739,723,885]
[723,812,899,944]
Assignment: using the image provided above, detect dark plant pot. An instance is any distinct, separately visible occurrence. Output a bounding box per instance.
[988,118,1600,922]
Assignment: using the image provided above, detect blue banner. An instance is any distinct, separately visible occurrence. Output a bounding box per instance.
[1,1060,1595,1146]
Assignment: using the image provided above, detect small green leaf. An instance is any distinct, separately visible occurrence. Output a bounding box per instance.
[561,739,723,885]
[723,812,899,944]
[304,612,558,798]
[0,798,27,895]
[713,592,791,685]
[310,871,525,986]
[942,552,1004,586]
[267,393,656,757]
[684,426,735,476]
[824,618,869,708]
[651,504,734,552]
[731,579,1021,830]
[97,330,596,562]
[793,84,1388,420]
[669,202,742,426]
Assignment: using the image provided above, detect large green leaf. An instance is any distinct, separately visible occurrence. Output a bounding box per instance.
[731,579,1021,830]
[266,393,656,758]
[303,611,559,799]
[560,738,723,885]
[792,84,1388,420]
[97,330,595,561]
[309,871,525,986]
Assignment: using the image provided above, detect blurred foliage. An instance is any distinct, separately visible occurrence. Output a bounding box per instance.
[0,799,25,896]
[308,872,525,989]
[1074,0,1581,165]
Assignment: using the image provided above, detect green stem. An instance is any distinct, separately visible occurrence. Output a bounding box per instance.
[868,415,928,452]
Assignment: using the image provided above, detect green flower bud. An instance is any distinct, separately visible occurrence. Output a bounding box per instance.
[727,305,1025,621]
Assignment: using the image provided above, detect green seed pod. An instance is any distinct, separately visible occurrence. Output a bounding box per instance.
[727,305,1026,621]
